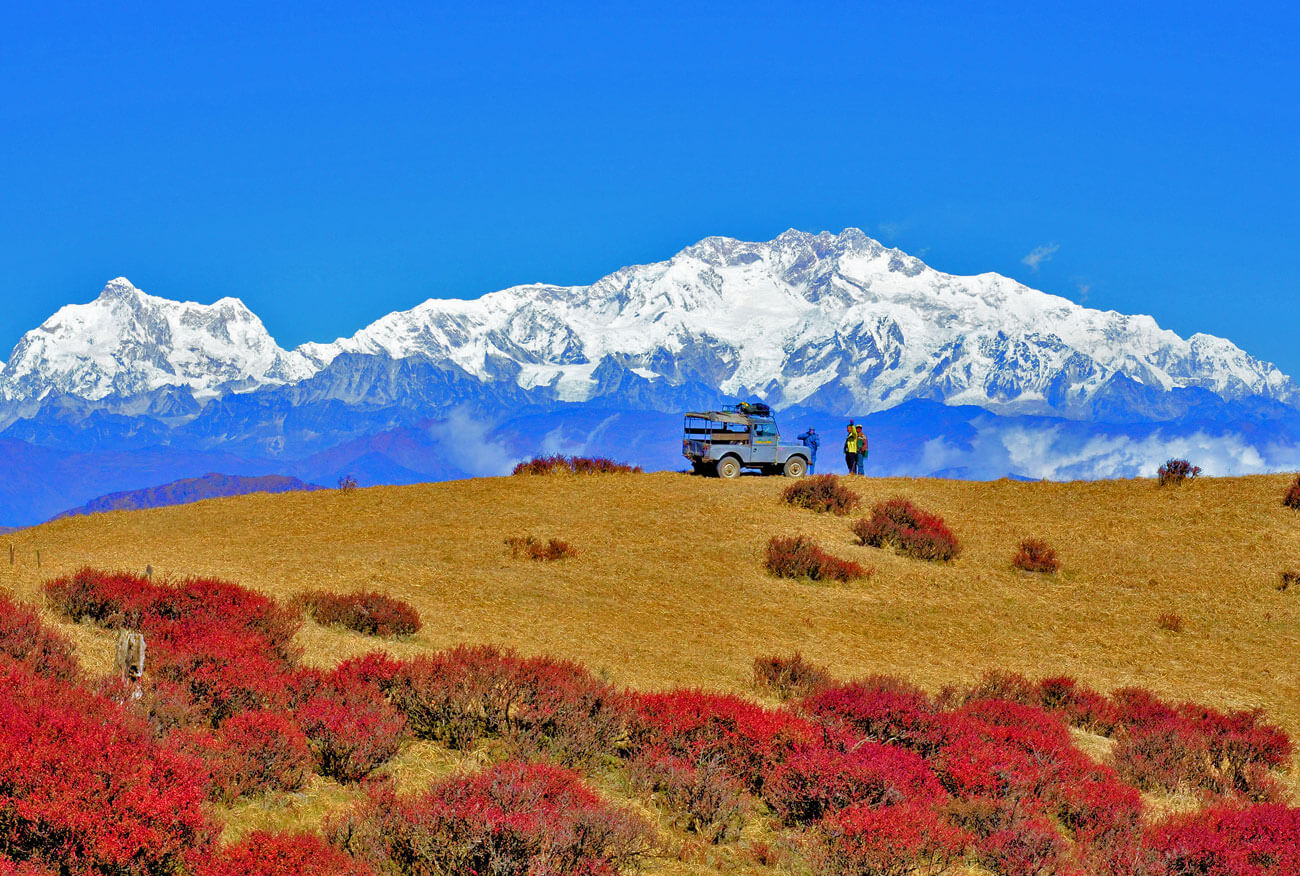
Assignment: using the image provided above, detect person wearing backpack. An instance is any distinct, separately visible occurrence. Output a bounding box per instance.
[843,422,859,474]
[796,426,820,473]
[854,425,868,475]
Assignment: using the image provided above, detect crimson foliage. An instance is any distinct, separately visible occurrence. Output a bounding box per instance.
[765,535,867,583]
[300,590,422,637]
[0,593,79,682]
[294,661,408,783]
[197,831,375,876]
[0,658,214,871]
[328,761,652,875]
[853,497,961,562]
[818,801,968,876]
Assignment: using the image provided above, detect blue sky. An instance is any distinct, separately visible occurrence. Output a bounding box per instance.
[3,1,1298,376]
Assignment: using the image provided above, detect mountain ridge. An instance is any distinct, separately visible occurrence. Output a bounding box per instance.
[2,229,1294,427]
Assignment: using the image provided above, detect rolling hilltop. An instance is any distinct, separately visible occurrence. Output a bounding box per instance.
[6,471,1298,783]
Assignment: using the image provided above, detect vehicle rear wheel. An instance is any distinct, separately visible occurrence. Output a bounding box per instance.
[783,456,808,478]
[716,456,742,479]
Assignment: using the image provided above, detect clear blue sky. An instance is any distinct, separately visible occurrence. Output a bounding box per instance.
[3,2,1298,376]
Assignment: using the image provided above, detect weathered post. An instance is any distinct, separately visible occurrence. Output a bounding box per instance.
[115,629,147,682]
[35,550,41,568]
[7,544,12,565]
[145,564,153,580]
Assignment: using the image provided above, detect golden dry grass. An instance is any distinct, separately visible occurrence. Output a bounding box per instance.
[2,470,1298,871]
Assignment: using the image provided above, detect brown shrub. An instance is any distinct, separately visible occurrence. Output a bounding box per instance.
[505,535,578,561]
[1157,613,1185,633]
[512,455,641,475]
[1012,538,1060,574]
[852,497,961,562]
[1284,475,1300,510]
[764,536,867,584]
[1157,458,1201,486]
[1276,571,1297,592]
[299,590,421,637]
[781,475,861,515]
[752,652,833,700]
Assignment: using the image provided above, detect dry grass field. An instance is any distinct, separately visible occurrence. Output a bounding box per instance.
[3,470,1298,871]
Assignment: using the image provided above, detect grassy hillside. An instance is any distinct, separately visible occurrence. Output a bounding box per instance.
[3,470,1298,868]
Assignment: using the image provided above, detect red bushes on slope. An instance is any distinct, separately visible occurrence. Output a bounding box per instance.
[328,761,652,875]
[0,658,214,871]
[197,831,375,876]
[781,475,862,515]
[752,652,834,700]
[817,801,968,876]
[853,497,961,561]
[388,644,628,765]
[0,593,79,682]
[765,535,868,583]
[294,661,408,783]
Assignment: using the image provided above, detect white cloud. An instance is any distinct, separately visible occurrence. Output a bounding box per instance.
[424,406,517,476]
[1021,243,1060,271]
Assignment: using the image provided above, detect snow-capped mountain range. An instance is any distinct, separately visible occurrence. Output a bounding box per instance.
[2,229,1295,425]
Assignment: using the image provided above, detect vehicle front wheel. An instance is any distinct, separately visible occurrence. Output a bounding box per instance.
[716,456,742,479]
[783,456,808,477]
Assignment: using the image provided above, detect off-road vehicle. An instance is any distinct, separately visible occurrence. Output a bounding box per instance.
[682,403,810,478]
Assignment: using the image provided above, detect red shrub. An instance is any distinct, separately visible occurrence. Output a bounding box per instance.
[300,590,422,637]
[504,534,579,561]
[0,658,214,870]
[328,761,652,875]
[761,739,944,824]
[1034,676,1119,735]
[752,652,834,700]
[1012,538,1060,574]
[294,665,408,783]
[389,645,626,764]
[1280,570,1299,591]
[978,817,1068,876]
[765,535,867,583]
[1157,612,1185,633]
[628,690,826,792]
[949,669,1039,707]
[42,567,158,626]
[208,710,314,802]
[1157,458,1202,486]
[818,801,968,876]
[1284,475,1300,510]
[512,455,641,475]
[781,475,862,515]
[801,677,940,751]
[0,594,79,682]
[853,497,961,562]
[1135,802,1300,875]
[0,859,56,876]
[1109,687,1291,799]
[197,831,375,876]
[628,749,749,842]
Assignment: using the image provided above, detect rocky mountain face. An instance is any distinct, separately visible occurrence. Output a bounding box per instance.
[0,229,1296,526]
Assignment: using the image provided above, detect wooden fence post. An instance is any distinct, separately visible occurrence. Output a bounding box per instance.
[115,629,146,682]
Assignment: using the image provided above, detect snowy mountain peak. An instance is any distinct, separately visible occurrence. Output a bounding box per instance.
[0,279,316,405]
[300,228,1297,416]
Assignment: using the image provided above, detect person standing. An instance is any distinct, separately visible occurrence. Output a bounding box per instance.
[854,425,868,475]
[796,426,820,473]
[843,422,858,474]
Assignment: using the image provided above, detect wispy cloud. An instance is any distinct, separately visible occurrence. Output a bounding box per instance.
[1076,280,1091,303]
[1021,242,1060,271]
